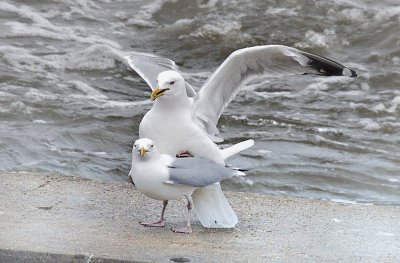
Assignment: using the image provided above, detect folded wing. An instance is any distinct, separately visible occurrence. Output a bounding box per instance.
[166,157,239,187]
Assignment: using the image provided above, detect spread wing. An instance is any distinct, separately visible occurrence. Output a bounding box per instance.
[192,45,357,139]
[125,51,196,96]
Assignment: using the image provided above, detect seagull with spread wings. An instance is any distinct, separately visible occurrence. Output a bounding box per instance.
[126,45,357,228]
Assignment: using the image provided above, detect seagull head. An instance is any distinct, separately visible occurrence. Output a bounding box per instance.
[133,138,158,159]
[151,71,185,101]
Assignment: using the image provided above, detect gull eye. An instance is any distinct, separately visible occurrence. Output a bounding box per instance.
[150,144,154,148]
[169,81,175,85]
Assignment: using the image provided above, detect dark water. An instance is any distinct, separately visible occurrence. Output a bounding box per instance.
[0,0,399,204]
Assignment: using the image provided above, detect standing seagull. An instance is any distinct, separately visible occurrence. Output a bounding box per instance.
[129,138,246,234]
[126,45,357,228]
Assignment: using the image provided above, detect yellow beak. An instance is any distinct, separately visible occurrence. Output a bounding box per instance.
[139,147,148,156]
[150,87,169,101]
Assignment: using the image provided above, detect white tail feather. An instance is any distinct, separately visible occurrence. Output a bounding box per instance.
[192,183,238,228]
[221,139,254,160]
[192,139,254,228]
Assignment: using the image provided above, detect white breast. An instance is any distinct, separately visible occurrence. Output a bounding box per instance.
[139,107,225,165]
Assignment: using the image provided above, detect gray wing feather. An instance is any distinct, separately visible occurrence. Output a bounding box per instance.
[125,51,196,96]
[166,157,236,187]
[192,45,357,138]
[125,51,178,90]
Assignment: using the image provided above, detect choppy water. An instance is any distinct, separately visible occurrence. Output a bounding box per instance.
[0,0,399,205]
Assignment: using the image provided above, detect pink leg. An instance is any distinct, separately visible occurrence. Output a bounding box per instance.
[140,200,168,227]
[176,150,193,158]
[171,196,193,234]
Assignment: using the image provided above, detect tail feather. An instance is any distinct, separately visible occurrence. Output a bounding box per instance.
[192,183,238,228]
[191,139,254,228]
[221,139,254,160]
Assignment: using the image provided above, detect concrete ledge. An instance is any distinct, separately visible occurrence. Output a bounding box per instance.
[0,248,141,263]
[0,172,399,262]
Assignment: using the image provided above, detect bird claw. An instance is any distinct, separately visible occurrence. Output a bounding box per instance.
[171,226,192,234]
[176,151,193,158]
[139,220,165,227]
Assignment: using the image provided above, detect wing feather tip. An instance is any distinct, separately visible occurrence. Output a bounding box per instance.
[343,67,357,77]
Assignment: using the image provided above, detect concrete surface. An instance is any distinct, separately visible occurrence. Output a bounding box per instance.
[0,171,399,262]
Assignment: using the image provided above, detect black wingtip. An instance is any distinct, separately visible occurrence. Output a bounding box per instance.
[299,51,357,78]
[128,175,135,186]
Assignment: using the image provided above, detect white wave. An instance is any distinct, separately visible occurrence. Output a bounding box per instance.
[359,119,381,131]
[231,115,248,121]
[1,2,120,48]
[93,152,107,155]
[374,6,400,21]
[24,88,59,103]
[185,20,244,40]
[51,45,125,70]
[171,18,196,27]
[0,44,126,73]
[61,80,150,108]
[306,82,330,91]
[67,80,108,100]
[265,7,298,16]
[314,135,350,147]
[10,101,33,115]
[5,21,121,48]
[335,8,366,22]
[0,90,16,101]
[372,103,386,112]
[304,76,358,94]
[0,2,54,28]
[0,46,53,74]
[295,28,350,49]
[257,149,272,155]
[126,0,168,27]
[361,83,371,91]
[254,91,295,100]
[58,0,102,20]
[33,120,47,124]
[388,96,400,113]
[366,96,400,114]
[100,99,151,108]
[197,0,218,8]
[336,90,366,97]
[316,127,343,134]
[0,106,9,113]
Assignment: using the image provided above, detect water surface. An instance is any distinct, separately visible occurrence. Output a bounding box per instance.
[0,0,399,204]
